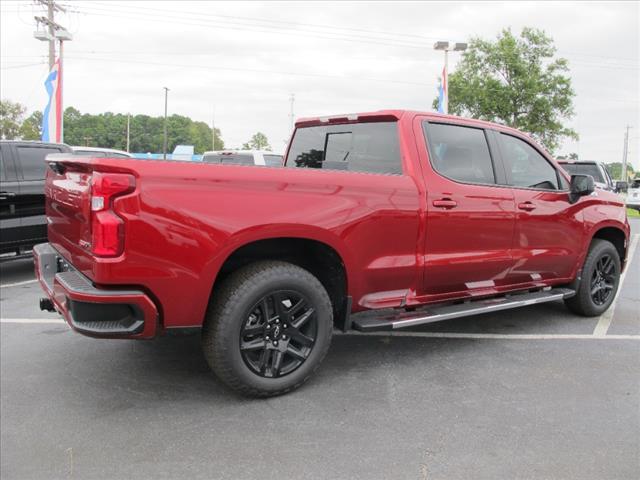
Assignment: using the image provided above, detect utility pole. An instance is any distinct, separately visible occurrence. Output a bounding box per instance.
[163,87,169,160]
[46,0,55,69]
[34,1,71,143]
[289,93,295,132]
[126,114,131,153]
[622,125,632,182]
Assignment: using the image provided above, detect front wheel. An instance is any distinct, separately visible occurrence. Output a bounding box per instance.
[202,261,333,397]
[565,239,621,317]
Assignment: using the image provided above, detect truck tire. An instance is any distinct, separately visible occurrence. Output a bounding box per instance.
[565,239,621,317]
[202,260,333,397]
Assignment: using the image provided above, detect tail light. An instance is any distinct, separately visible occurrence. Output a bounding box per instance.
[90,172,135,257]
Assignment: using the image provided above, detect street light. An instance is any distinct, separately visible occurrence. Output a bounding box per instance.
[433,41,467,114]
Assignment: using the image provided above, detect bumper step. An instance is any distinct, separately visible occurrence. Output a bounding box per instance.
[352,288,576,332]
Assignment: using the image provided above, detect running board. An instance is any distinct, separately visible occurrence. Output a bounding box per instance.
[351,288,576,332]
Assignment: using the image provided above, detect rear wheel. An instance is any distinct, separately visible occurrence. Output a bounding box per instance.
[202,261,333,397]
[565,239,621,317]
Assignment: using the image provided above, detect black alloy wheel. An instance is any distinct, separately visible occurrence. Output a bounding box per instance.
[239,291,317,378]
[590,253,616,306]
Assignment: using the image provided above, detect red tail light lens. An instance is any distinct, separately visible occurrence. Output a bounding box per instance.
[90,172,135,257]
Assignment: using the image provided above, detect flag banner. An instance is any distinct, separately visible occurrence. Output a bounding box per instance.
[42,59,61,142]
[437,66,447,114]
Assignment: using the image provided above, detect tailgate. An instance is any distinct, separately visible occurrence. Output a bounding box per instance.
[44,155,137,276]
[45,158,93,260]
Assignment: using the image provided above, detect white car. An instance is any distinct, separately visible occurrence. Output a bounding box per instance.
[201,150,283,167]
[626,179,640,212]
[71,146,133,158]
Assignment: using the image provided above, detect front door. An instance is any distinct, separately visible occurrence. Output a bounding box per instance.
[418,119,516,299]
[495,131,583,284]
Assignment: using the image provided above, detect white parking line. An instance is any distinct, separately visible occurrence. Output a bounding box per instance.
[0,279,38,288]
[337,331,640,340]
[593,233,639,337]
[1,318,65,324]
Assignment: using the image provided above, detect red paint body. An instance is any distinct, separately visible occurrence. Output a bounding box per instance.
[36,111,630,338]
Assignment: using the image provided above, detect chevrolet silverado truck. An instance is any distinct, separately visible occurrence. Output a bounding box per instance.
[34,110,630,397]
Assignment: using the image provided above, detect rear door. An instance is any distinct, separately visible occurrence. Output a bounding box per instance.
[0,144,21,251]
[418,119,516,298]
[494,131,582,283]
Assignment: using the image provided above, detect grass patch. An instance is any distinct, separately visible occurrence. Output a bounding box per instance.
[627,208,640,218]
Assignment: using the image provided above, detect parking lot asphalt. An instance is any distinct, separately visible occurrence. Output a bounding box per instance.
[1,220,639,480]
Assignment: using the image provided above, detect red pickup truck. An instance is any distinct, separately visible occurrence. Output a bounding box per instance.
[35,110,630,396]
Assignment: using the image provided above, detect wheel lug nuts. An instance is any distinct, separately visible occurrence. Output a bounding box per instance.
[283,324,287,328]
[282,335,287,340]
[266,325,271,329]
[274,341,278,346]
[275,319,280,324]
[265,336,270,340]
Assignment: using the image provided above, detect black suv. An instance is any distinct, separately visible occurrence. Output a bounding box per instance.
[0,141,72,256]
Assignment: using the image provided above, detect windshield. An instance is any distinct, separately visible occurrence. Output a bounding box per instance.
[559,163,605,183]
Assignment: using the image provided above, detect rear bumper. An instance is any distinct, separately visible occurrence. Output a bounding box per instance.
[33,243,158,339]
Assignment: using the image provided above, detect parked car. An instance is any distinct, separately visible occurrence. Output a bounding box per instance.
[202,150,283,166]
[71,146,133,158]
[34,110,629,396]
[626,179,640,212]
[0,140,72,256]
[557,160,627,193]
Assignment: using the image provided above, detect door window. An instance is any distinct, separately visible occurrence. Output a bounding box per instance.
[17,146,63,181]
[499,134,559,190]
[423,123,496,184]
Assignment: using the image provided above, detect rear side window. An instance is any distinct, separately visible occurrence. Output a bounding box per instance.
[499,134,559,190]
[264,154,283,167]
[203,153,254,165]
[424,123,496,184]
[285,122,402,175]
[17,146,63,181]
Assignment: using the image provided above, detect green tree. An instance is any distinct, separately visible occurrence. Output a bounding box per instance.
[20,111,43,140]
[434,27,577,153]
[0,99,26,140]
[62,107,224,153]
[605,162,635,180]
[242,132,271,151]
[557,152,578,160]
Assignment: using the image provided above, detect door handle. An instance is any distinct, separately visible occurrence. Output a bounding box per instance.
[433,198,457,209]
[0,191,17,200]
[518,201,536,211]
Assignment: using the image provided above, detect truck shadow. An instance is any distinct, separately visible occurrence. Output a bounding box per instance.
[62,301,598,406]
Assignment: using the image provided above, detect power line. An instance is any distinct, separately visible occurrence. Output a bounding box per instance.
[77,1,639,65]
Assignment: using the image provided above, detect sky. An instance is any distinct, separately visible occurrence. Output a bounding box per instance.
[1,0,638,166]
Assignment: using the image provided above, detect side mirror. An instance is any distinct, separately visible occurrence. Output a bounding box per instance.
[569,174,595,204]
[615,181,628,193]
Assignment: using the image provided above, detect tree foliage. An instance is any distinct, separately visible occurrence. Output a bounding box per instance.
[63,107,224,153]
[434,27,578,153]
[242,132,271,151]
[20,111,42,140]
[0,99,26,140]
[605,162,635,180]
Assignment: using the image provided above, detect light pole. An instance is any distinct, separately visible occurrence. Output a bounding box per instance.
[433,41,467,114]
[163,87,169,160]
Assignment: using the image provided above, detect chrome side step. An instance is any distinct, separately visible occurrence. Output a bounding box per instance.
[351,288,576,332]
